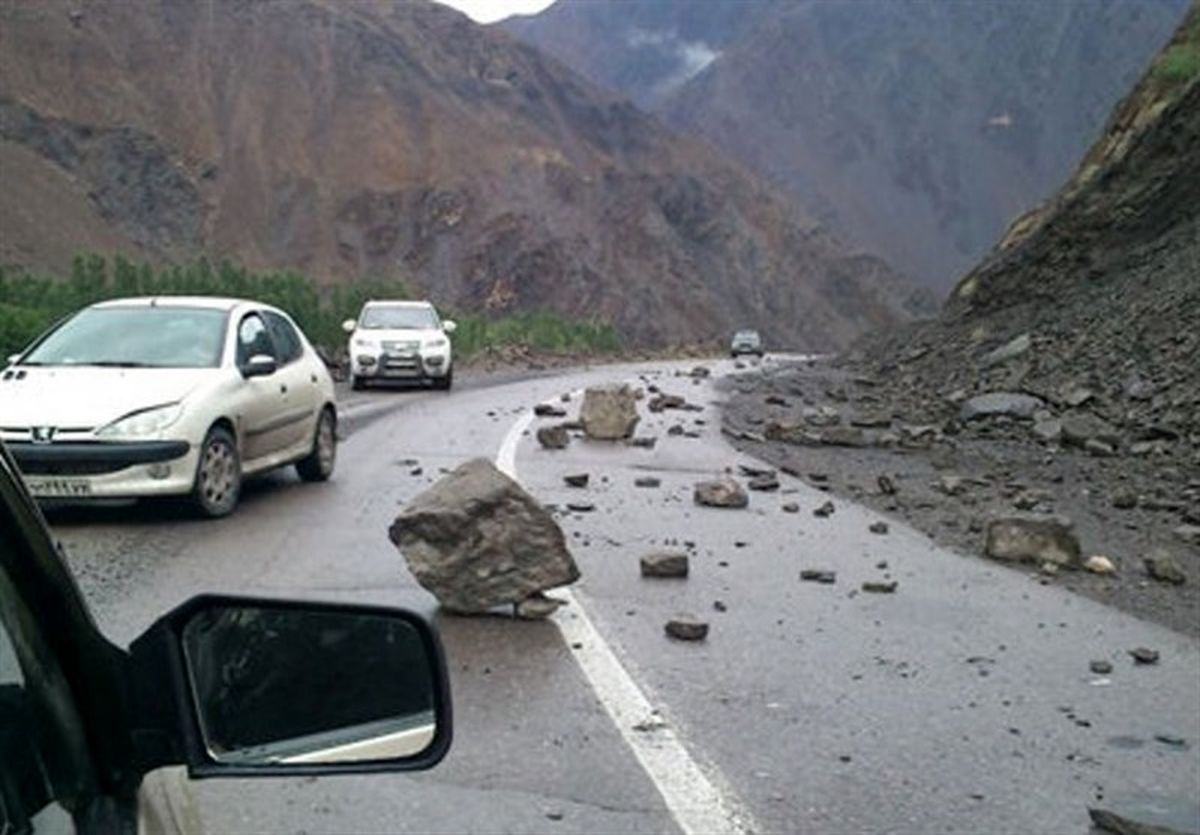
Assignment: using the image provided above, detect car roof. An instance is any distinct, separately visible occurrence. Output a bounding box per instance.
[363,300,434,309]
[89,296,250,312]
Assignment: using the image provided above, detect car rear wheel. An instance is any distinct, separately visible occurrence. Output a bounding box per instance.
[192,427,241,518]
[296,407,337,482]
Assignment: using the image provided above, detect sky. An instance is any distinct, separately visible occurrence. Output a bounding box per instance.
[434,0,558,24]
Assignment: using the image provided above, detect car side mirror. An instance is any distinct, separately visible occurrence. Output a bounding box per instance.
[242,355,277,379]
[6,354,19,366]
[127,595,452,777]
[442,320,457,334]
[342,319,358,334]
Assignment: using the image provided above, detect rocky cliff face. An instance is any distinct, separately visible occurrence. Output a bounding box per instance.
[852,3,1200,467]
[0,0,927,348]
[510,0,1188,290]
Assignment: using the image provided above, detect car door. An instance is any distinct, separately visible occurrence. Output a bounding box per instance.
[260,311,319,454]
[233,313,290,465]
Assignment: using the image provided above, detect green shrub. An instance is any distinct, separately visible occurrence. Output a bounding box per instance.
[0,255,620,361]
[1155,44,1200,83]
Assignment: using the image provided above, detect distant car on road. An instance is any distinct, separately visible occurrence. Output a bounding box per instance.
[344,300,457,391]
[730,329,764,358]
[0,296,338,517]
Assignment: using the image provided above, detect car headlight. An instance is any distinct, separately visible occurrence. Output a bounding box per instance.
[426,338,448,350]
[97,403,184,439]
[353,338,377,349]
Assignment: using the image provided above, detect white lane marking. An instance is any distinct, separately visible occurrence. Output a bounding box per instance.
[498,393,755,835]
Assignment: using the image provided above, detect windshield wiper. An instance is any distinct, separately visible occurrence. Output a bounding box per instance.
[87,361,158,368]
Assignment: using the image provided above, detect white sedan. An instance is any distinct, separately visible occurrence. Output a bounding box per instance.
[0,296,337,517]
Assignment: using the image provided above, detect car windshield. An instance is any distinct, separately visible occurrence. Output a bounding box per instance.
[21,306,227,369]
[359,306,438,330]
[735,331,759,340]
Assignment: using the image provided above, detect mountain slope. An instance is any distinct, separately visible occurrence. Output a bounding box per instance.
[0,0,926,348]
[509,0,1188,290]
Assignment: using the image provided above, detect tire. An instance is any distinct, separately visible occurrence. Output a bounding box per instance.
[192,426,241,518]
[435,367,453,391]
[296,407,337,482]
[351,375,365,391]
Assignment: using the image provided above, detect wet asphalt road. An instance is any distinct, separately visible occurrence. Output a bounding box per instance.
[50,358,1200,835]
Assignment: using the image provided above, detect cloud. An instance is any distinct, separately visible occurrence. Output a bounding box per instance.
[624,27,721,99]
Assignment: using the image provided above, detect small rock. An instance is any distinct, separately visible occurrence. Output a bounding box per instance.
[563,473,590,488]
[689,366,711,379]
[1144,551,1186,585]
[694,479,749,509]
[566,502,595,513]
[641,552,689,579]
[1084,555,1117,575]
[1032,418,1063,443]
[960,392,1045,421]
[1173,525,1200,545]
[765,394,788,406]
[936,475,968,496]
[985,517,1081,568]
[862,581,898,594]
[665,617,709,641]
[545,811,564,822]
[1062,413,1120,448]
[877,475,897,495]
[781,502,800,513]
[980,333,1032,368]
[515,594,566,620]
[814,501,835,518]
[534,403,568,418]
[1111,490,1138,510]
[634,476,662,488]
[800,569,837,584]
[748,472,780,492]
[629,436,658,449]
[537,425,570,450]
[1085,438,1117,457]
[713,600,727,612]
[1154,734,1186,748]
[1128,647,1160,665]
[868,521,889,535]
[1090,660,1113,675]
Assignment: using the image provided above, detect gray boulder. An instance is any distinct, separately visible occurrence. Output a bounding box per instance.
[961,392,1045,421]
[694,479,749,509]
[580,384,640,440]
[985,516,1082,568]
[980,333,1032,368]
[537,425,570,450]
[388,458,580,613]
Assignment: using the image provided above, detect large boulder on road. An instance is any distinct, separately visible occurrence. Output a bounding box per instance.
[985,516,1082,568]
[580,384,640,440]
[388,458,580,613]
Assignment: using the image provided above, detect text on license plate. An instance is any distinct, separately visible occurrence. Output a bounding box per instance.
[26,478,93,497]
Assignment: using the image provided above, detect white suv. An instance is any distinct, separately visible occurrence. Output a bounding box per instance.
[343,301,457,391]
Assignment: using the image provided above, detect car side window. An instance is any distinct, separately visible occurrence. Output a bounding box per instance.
[236,314,277,367]
[262,312,303,366]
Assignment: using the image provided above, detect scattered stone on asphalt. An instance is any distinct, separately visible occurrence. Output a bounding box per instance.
[514,593,566,620]
[1088,805,1194,835]
[566,502,596,513]
[640,552,689,579]
[388,458,579,614]
[800,569,837,584]
[814,501,835,518]
[534,403,568,418]
[634,476,662,488]
[985,516,1082,568]
[629,436,658,449]
[665,617,709,641]
[868,521,890,535]
[563,473,590,488]
[580,384,640,440]
[1085,555,1118,575]
[694,478,750,509]
[537,425,570,450]
[739,463,774,478]
[1154,734,1186,748]
[877,475,897,495]
[648,393,688,412]
[1129,647,1160,665]
[1090,660,1114,675]
[713,600,727,612]
[690,366,711,378]
[748,472,781,492]
[410,467,423,476]
[862,581,898,593]
[1144,551,1186,585]
[782,502,800,513]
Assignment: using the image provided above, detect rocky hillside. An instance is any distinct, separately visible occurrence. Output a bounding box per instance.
[0,0,928,348]
[509,0,1188,290]
[851,2,1200,480]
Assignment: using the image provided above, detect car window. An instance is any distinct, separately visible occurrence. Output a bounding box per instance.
[262,312,304,365]
[360,306,438,330]
[236,314,277,366]
[19,306,226,369]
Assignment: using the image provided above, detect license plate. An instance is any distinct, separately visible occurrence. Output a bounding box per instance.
[26,478,94,497]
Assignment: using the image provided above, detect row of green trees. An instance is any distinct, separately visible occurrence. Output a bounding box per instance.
[0,254,620,360]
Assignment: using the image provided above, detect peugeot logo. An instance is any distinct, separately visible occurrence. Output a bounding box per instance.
[30,426,56,444]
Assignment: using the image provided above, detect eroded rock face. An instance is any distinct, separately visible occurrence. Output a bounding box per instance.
[580,384,640,440]
[388,458,580,613]
[985,516,1081,568]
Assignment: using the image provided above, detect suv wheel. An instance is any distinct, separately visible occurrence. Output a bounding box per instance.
[192,427,241,518]
[435,367,453,391]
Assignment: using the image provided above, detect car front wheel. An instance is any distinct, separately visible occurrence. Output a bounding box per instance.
[192,426,241,518]
[296,407,337,482]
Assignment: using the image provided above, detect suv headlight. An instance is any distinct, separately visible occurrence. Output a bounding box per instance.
[97,403,184,439]
[353,337,377,349]
[426,338,448,350]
